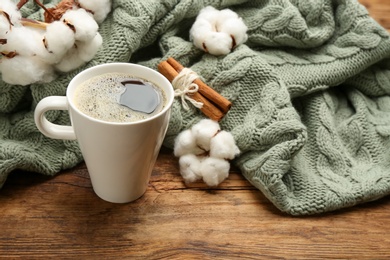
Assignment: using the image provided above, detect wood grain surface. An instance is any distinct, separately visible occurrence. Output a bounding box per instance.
[1,1,390,259]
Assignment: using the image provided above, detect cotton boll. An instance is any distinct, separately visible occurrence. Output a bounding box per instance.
[189,18,213,51]
[191,119,220,151]
[0,10,21,39]
[0,0,22,25]
[54,49,83,72]
[216,8,239,27]
[0,55,55,85]
[55,33,102,72]
[42,21,75,64]
[174,129,195,157]
[1,26,45,56]
[209,130,240,160]
[200,157,230,186]
[197,6,219,23]
[77,33,102,61]
[174,129,204,157]
[61,8,98,42]
[179,154,203,183]
[0,16,11,39]
[78,0,112,24]
[203,31,233,56]
[0,2,21,48]
[190,8,234,55]
[189,6,248,55]
[218,18,248,47]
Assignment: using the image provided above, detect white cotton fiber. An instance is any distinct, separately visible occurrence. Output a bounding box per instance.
[174,129,204,157]
[55,33,102,72]
[1,26,45,56]
[197,6,219,23]
[54,47,83,72]
[0,0,21,25]
[0,16,10,39]
[0,0,104,85]
[43,21,75,64]
[209,130,240,160]
[200,157,230,186]
[78,0,112,24]
[0,55,55,86]
[61,9,98,42]
[203,31,232,56]
[179,154,203,183]
[189,18,213,51]
[189,6,248,56]
[77,33,102,61]
[0,5,21,39]
[174,119,239,186]
[191,119,220,151]
[216,8,239,23]
[218,18,248,46]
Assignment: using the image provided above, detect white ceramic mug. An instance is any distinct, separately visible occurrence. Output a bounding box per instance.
[34,63,174,203]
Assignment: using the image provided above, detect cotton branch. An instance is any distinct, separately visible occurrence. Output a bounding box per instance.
[0,0,112,85]
[20,18,49,30]
[190,6,248,56]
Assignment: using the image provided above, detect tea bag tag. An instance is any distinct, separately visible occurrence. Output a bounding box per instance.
[119,80,159,114]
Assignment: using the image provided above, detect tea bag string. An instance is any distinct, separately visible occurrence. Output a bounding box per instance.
[172,68,204,110]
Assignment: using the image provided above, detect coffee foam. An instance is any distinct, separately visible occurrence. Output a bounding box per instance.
[74,72,166,123]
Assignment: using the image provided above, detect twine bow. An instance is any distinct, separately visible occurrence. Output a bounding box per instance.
[172,68,204,110]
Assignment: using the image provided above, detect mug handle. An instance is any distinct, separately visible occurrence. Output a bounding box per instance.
[34,96,77,140]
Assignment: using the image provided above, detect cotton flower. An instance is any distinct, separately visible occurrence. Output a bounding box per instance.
[0,16,11,40]
[191,119,220,151]
[216,8,239,23]
[55,33,102,72]
[0,26,45,57]
[217,17,248,47]
[0,0,105,85]
[174,119,240,186]
[78,0,112,24]
[203,32,233,56]
[200,157,230,186]
[196,6,219,22]
[42,21,76,64]
[0,2,21,41]
[0,0,21,30]
[53,8,102,72]
[76,33,103,60]
[209,130,240,160]
[190,6,248,56]
[0,24,57,85]
[179,154,203,183]
[0,55,55,86]
[190,18,213,51]
[61,8,99,42]
[174,129,204,157]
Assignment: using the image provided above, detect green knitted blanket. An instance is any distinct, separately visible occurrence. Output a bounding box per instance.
[2,0,390,215]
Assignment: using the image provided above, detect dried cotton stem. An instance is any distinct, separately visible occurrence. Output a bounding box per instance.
[20,18,48,30]
[1,51,17,58]
[0,10,13,27]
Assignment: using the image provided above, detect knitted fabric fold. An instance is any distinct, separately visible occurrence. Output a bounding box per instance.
[1,0,390,215]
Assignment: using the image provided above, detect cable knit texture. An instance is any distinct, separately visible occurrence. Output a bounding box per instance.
[2,0,390,215]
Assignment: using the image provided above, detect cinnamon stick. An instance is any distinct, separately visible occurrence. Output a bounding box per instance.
[166,57,232,114]
[158,61,225,122]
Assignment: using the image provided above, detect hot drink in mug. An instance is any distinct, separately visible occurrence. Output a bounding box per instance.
[73,72,168,123]
[34,63,174,203]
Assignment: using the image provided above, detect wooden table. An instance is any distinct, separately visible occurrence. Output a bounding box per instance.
[1,0,390,258]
